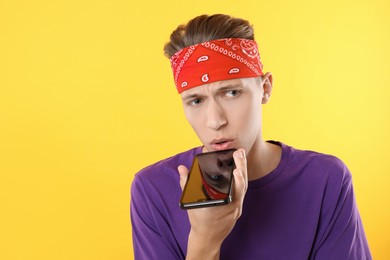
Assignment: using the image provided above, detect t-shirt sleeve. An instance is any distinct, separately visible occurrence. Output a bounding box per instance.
[130,173,184,260]
[312,159,371,259]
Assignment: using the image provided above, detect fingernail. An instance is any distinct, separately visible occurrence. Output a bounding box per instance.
[235,149,245,158]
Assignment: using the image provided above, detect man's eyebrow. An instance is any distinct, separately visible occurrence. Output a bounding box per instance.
[181,84,243,100]
[181,93,203,101]
[218,84,241,89]
[215,84,242,92]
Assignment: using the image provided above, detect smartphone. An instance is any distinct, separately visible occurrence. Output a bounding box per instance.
[180,149,236,210]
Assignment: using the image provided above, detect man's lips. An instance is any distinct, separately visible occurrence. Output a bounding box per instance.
[210,139,234,150]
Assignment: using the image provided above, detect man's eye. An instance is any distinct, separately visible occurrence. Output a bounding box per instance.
[225,90,241,97]
[189,99,201,106]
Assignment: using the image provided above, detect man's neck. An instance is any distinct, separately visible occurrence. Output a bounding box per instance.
[246,140,282,181]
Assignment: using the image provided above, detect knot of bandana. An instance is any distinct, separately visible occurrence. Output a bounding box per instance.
[170,38,264,93]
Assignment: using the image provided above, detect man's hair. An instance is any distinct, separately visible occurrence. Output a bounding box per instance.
[163,14,255,59]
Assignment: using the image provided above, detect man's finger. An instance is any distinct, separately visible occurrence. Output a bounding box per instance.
[233,148,248,185]
[177,165,189,191]
[233,168,246,201]
[232,149,248,201]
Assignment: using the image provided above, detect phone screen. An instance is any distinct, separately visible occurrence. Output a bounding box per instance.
[180,149,236,209]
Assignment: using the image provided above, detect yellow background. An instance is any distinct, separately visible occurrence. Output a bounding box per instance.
[1,0,389,259]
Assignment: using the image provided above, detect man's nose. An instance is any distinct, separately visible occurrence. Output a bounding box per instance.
[206,100,227,130]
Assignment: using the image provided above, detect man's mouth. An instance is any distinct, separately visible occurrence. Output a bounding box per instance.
[210,139,234,150]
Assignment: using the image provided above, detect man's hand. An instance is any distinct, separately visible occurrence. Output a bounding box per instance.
[178,148,248,259]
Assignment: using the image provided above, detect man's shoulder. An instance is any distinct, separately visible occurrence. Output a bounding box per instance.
[285,143,352,181]
[133,146,202,182]
[291,145,345,166]
[131,147,202,204]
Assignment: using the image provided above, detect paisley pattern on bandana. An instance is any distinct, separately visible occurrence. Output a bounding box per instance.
[170,38,264,93]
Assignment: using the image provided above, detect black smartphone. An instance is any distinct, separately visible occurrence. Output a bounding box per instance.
[180,149,236,210]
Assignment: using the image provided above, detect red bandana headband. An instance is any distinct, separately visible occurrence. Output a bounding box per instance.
[170,38,264,93]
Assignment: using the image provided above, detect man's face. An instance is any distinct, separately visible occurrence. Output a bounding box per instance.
[181,77,264,154]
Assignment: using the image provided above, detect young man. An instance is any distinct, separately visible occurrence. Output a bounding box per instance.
[130,14,371,259]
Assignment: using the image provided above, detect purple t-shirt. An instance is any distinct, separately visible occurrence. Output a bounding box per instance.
[130,142,371,259]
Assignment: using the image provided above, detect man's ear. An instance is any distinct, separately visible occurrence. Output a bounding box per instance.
[261,72,273,104]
